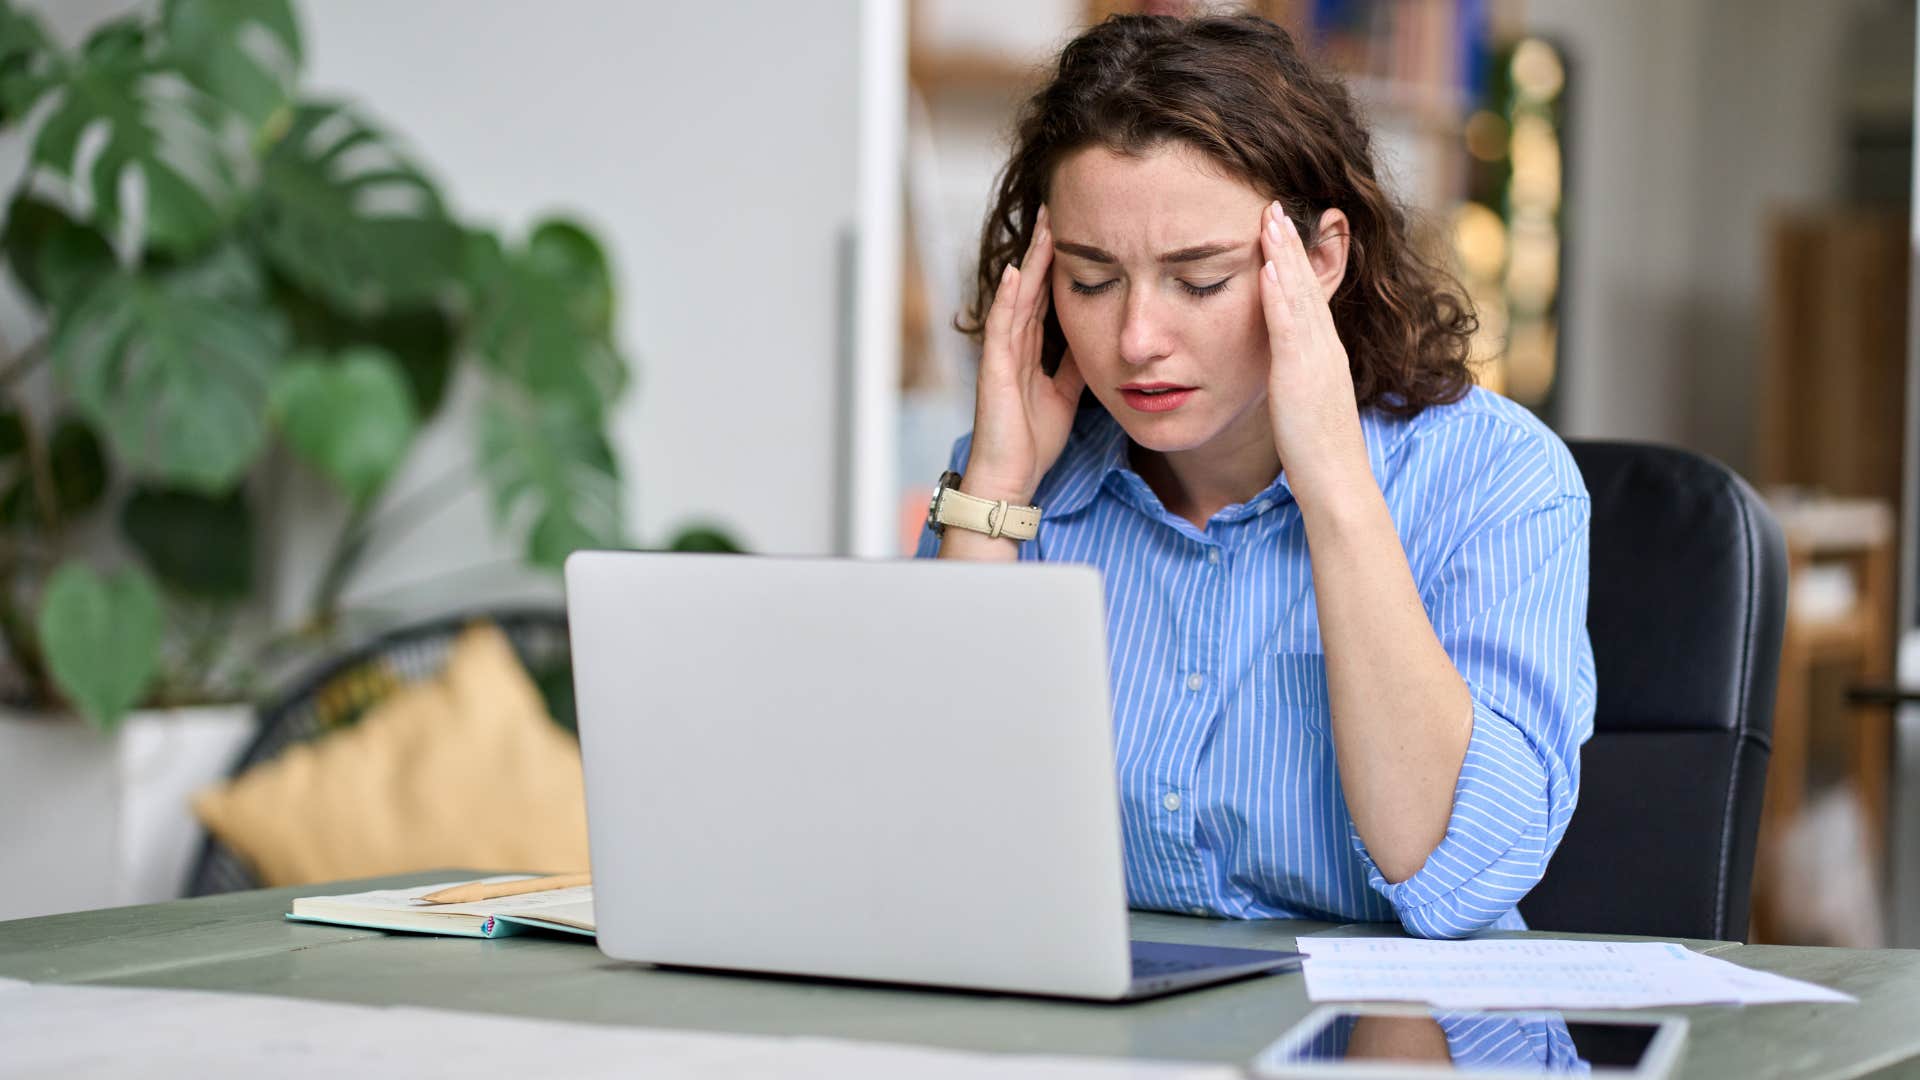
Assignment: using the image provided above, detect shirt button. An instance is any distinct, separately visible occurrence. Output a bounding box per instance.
[1185,673,1205,691]
[1190,906,1210,917]
[1162,792,1183,812]
[1206,548,1221,565]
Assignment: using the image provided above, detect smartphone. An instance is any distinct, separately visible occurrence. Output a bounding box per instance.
[1250,1005,1687,1079]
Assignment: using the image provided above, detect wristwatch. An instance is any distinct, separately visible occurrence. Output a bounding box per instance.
[926,470,1042,542]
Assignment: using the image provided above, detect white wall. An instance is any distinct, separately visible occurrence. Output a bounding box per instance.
[2,1,886,633]
[1680,0,1863,473]
[1525,0,1705,450]
[300,0,871,589]
[1528,0,1881,474]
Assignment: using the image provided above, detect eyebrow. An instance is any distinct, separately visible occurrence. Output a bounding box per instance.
[1052,240,1247,265]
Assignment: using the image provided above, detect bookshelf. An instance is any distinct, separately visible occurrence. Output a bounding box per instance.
[908,1,1507,205]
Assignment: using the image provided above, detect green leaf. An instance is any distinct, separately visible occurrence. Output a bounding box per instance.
[46,414,107,515]
[120,484,251,599]
[0,0,58,125]
[479,389,623,570]
[269,271,455,416]
[271,347,417,503]
[252,102,462,313]
[666,524,745,554]
[525,220,614,330]
[1,194,117,307]
[52,246,286,491]
[468,219,628,417]
[161,0,302,133]
[0,407,23,460]
[0,413,106,528]
[37,561,163,731]
[29,17,250,254]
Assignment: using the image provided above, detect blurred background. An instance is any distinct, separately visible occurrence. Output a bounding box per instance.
[0,0,1916,951]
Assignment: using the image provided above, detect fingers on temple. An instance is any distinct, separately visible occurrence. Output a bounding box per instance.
[1262,202,1326,344]
[1013,220,1053,328]
[985,262,1018,345]
[1259,205,1299,344]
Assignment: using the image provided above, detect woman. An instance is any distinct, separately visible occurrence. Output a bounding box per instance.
[915,12,1593,940]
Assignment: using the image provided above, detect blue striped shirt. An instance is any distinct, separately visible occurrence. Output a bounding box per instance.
[915,386,1595,938]
[1297,1012,1587,1071]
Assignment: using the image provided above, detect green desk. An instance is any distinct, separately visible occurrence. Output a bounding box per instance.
[3,871,1918,1077]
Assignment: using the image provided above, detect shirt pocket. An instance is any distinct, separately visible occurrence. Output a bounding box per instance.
[1264,651,1331,737]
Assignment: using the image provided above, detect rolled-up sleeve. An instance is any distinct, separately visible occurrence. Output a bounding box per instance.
[1350,492,1596,938]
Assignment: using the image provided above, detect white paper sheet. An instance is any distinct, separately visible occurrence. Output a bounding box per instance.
[0,980,1234,1080]
[1296,937,1854,1009]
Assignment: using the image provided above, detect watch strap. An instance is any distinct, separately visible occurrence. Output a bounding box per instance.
[935,485,1041,541]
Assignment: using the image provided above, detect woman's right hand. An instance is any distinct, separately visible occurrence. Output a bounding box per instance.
[961,204,1086,504]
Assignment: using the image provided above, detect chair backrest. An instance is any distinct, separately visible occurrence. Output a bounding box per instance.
[184,608,573,897]
[1518,441,1788,941]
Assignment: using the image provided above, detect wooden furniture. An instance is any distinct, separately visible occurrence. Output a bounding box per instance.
[1752,208,1910,944]
[1752,496,1898,943]
[1760,212,1910,510]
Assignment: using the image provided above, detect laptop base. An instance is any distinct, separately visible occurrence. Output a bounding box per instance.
[1117,940,1303,1001]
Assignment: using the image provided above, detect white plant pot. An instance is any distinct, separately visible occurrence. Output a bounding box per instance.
[0,704,254,921]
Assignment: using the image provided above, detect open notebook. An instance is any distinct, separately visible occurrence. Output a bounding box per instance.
[287,876,595,939]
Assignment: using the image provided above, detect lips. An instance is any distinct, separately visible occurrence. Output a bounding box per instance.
[1119,384,1196,413]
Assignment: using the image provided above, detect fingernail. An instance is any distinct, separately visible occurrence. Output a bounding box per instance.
[1002,264,1016,284]
[1267,219,1283,244]
[1263,260,1278,282]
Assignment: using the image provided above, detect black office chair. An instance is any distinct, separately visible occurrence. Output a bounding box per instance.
[1518,441,1788,942]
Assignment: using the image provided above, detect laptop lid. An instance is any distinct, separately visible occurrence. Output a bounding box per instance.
[565,552,1134,998]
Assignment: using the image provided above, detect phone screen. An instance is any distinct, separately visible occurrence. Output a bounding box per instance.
[1266,1009,1664,1073]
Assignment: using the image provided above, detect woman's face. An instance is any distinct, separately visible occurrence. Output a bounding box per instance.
[1046,141,1276,459]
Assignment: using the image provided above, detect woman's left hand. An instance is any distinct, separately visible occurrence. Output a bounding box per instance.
[1257,200,1371,510]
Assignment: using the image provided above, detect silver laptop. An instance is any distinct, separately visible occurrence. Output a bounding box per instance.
[564,551,1301,1001]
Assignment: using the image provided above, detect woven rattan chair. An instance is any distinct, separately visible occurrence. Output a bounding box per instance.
[184,607,574,897]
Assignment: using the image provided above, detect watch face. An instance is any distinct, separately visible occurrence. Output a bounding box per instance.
[927,471,961,534]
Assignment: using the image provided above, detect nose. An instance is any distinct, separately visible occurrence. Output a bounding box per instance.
[1117,285,1173,366]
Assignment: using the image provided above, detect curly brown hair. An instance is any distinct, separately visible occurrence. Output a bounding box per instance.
[957,12,1476,416]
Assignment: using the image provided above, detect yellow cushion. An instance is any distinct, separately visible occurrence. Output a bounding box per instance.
[193,622,589,886]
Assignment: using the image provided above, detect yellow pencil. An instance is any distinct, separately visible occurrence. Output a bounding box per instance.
[417,873,590,905]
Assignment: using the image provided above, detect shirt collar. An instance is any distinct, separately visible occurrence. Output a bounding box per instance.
[1037,400,1131,521]
[1036,396,1418,523]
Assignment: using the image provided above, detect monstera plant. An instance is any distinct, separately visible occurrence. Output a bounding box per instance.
[0,0,642,730]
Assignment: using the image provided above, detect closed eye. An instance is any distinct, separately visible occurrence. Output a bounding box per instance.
[1180,277,1231,298]
[1067,277,1233,298]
